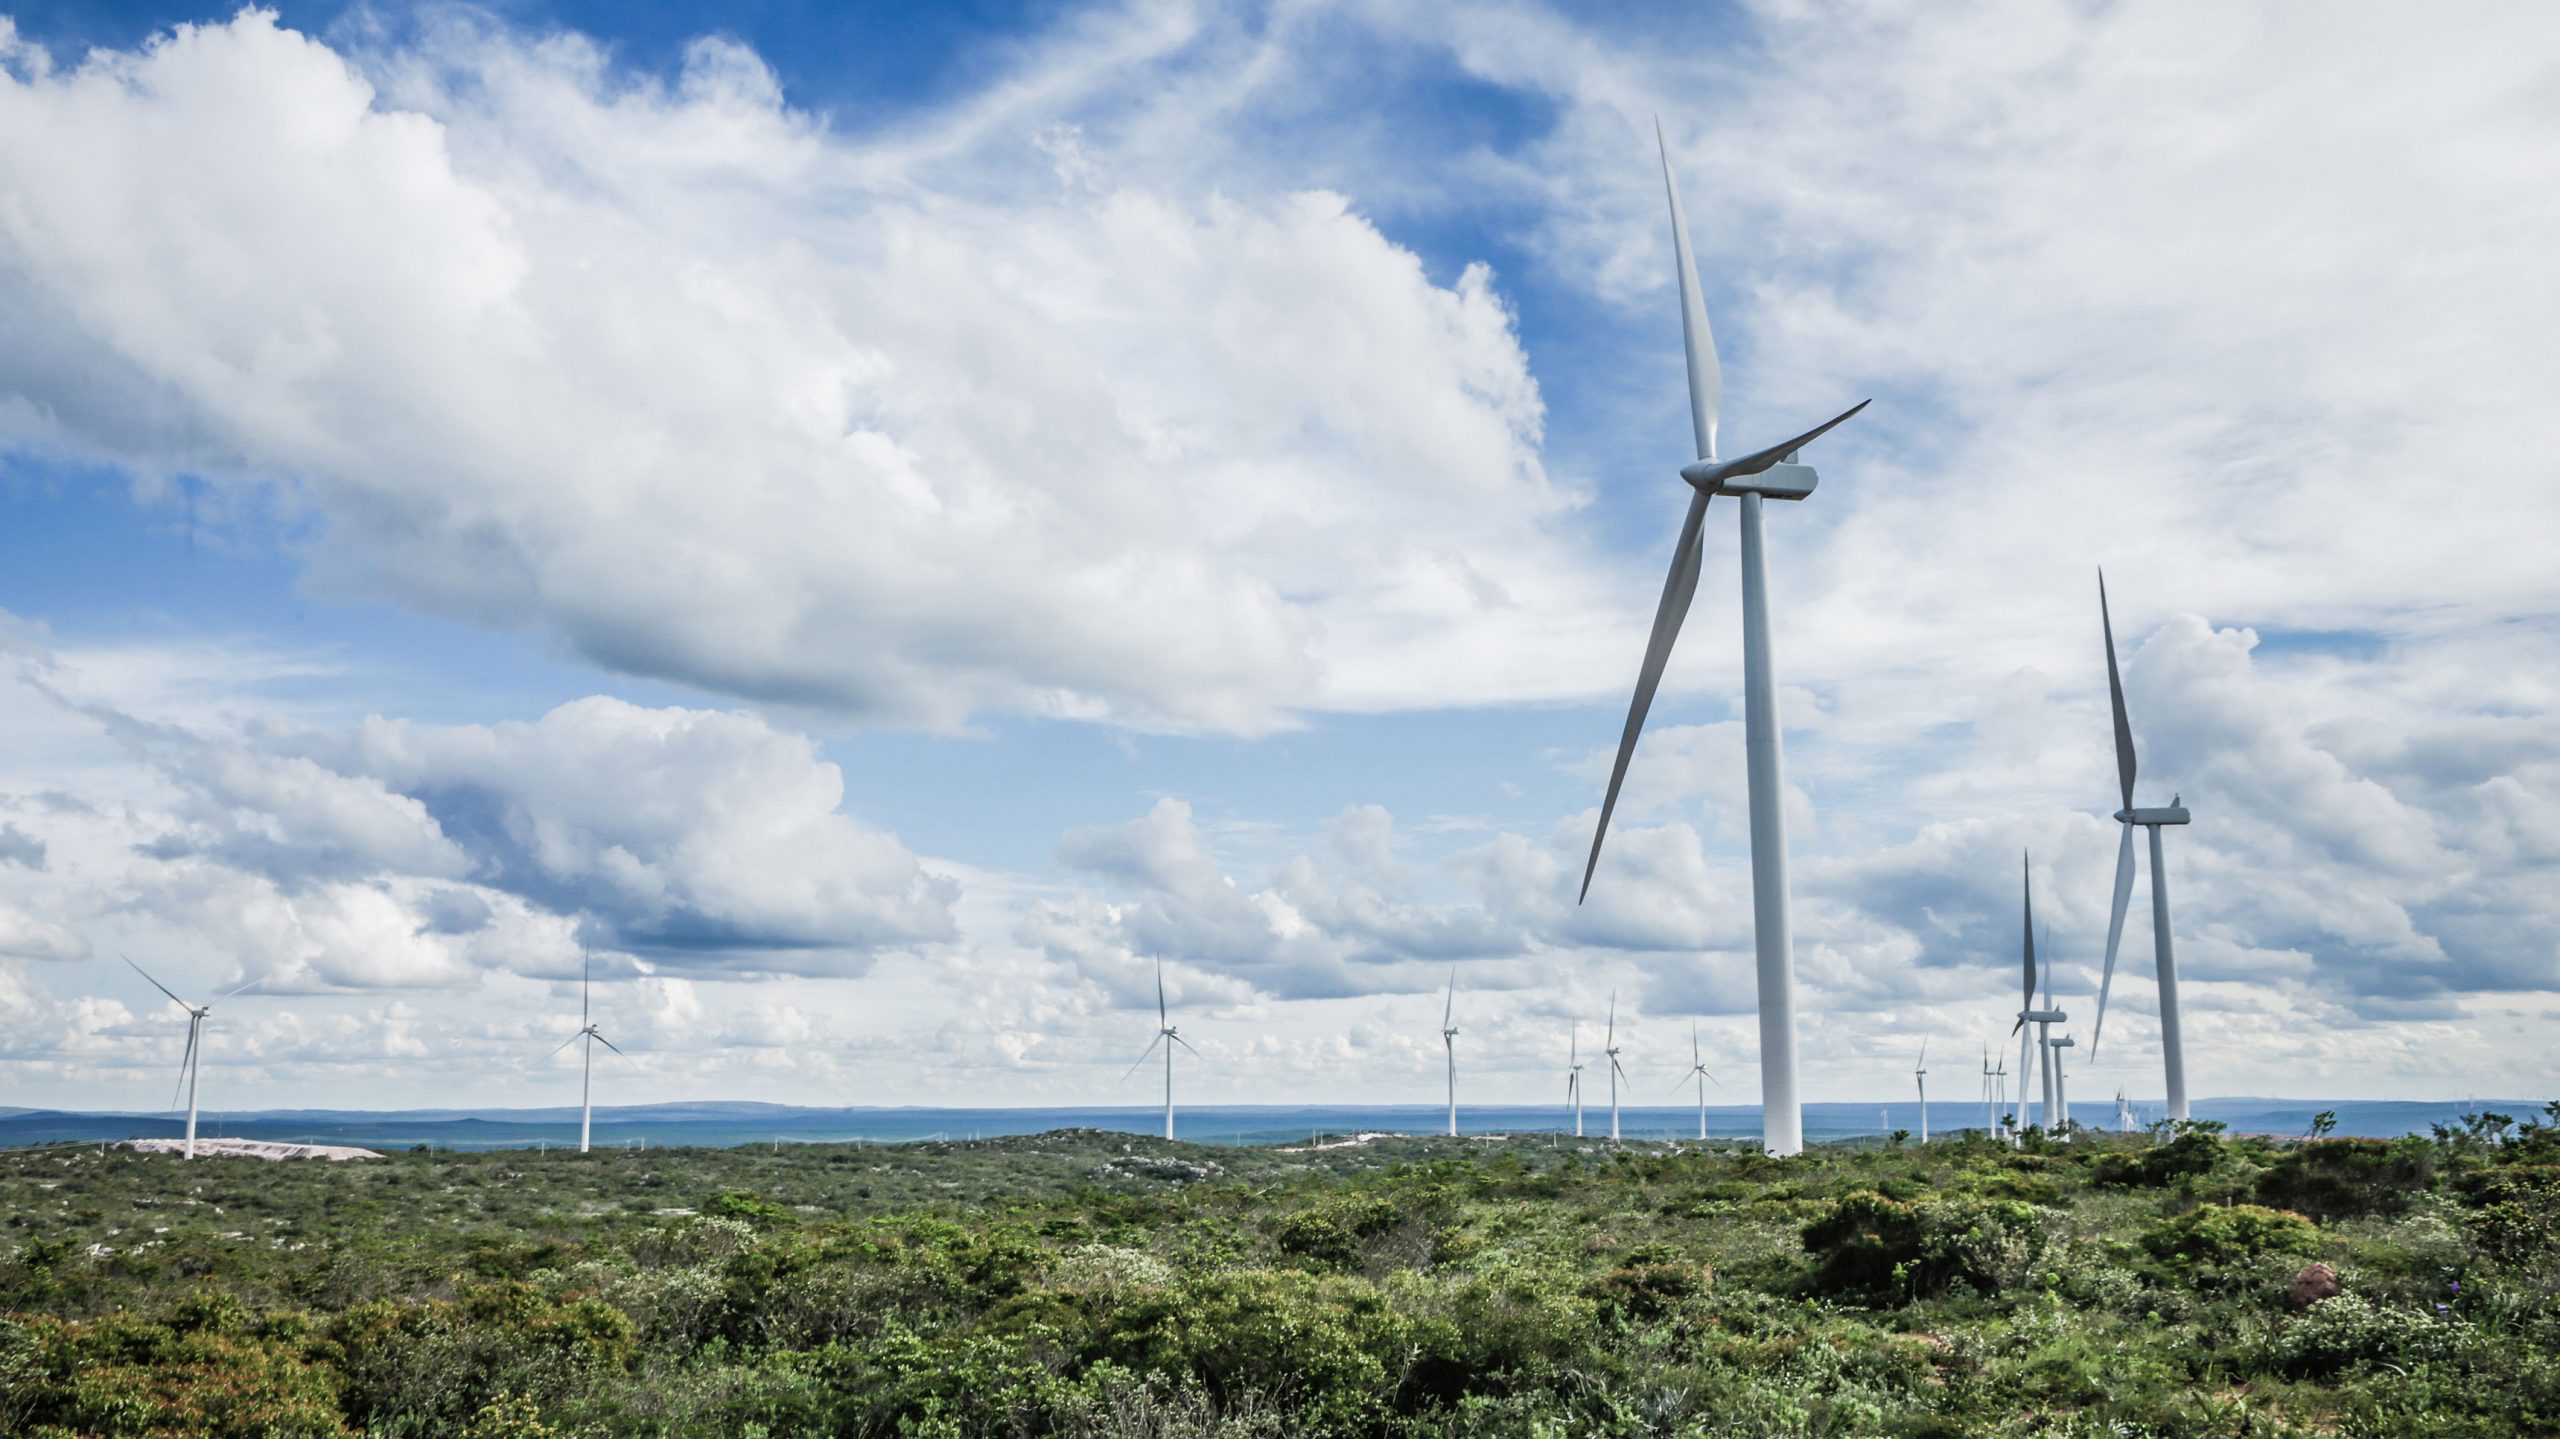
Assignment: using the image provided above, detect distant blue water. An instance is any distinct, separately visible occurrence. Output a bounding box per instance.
[5,1096,2545,1152]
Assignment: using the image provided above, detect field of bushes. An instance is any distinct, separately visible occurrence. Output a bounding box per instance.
[4,1109,2558,1437]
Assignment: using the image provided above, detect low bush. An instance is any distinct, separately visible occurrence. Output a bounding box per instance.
[2139,1203,2321,1273]
[2255,1138,2437,1221]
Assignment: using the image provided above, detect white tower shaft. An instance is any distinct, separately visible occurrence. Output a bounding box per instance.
[1164,1040,1175,1141]
[1446,1038,1457,1138]
[1736,493,1802,1157]
[580,1033,593,1154]
[2149,823,2189,1121]
[183,1015,202,1160]
[1916,1072,1927,1144]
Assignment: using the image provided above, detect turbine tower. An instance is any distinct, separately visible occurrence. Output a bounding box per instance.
[1123,959,1195,1140]
[1441,969,1460,1138]
[2010,855,2065,1134]
[2049,1031,2075,1133]
[540,951,624,1154]
[1566,1023,1586,1138]
[1577,122,1871,1158]
[1913,1039,1930,1144]
[125,957,260,1160]
[1604,992,1630,1142]
[1679,1023,1717,1140]
[2089,572,2195,1121]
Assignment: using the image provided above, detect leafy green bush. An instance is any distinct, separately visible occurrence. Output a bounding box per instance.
[2255,1138,2437,1221]
[2272,1293,2474,1376]
[2088,1123,2227,1188]
[2139,1204,2320,1271]
[1800,1190,2044,1300]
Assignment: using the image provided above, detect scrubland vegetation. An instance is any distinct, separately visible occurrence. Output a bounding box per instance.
[4,1110,2558,1437]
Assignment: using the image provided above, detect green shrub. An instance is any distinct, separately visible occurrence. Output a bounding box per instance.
[1800,1190,2044,1300]
[2272,1293,2474,1376]
[2255,1138,2437,1221]
[2139,1204,2320,1271]
[2089,1124,2226,1187]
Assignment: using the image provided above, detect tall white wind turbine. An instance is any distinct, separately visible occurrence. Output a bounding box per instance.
[539,952,625,1154]
[2089,572,2194,1120]
[1578,121,1871,1158]
[125,957,260,1161]
[2010,855,2065,1135]
[1604,992,1630,1142]
[1123,959,1195,1141]
[1441,969,1460,1138]
[1566,1024,1586,1138]
[1913,1040,1930,1144]
[1679,1023,1718,1140]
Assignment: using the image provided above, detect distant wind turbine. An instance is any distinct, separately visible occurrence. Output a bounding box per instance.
[1441,968,1460,1138]
[1677,1023,1717,1140]
[2089,571,2195,1121]
[1604,992,1630,1142]
[1123,959,1195,1141]
[1565,1024,1586,1138]
[539,951,624,1154]
[2010,855,2065,1135]
[125,956,261,1160]
[1913,1039,1930,1144]
[1575,121,1872,1158]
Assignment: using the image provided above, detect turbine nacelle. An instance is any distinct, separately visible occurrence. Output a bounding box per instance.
[2116,805,2191,826]
[2019,1008,2067,1024]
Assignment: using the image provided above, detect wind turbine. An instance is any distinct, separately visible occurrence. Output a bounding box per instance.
[539,951,624,1154]
[1566,1023,1586,1138]
[125,957,260,1160]
[1576,121,1871,1158]
[1123,958,1195,1141]
[1604,992,1631,1142]
[2089,571,2194,1120]
[1994,1049,2010,1142]
[1441,969,1460,1138]
[2010,854,2065,1134]
[1913,1039,1930,1144]
[1980,1043,1997,1137]
[1677,1022,1717,1140]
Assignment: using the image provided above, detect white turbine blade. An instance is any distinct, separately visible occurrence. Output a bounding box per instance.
[169,1023,198,1111]
[213,976,264,1005]
[1580,487,1711,903]
[1172,1033,1200,1057]
[2100,569,2138,813]
[1656,117,1721,461]
[1443,968,1455,1029]
[1691,1023,1701,1068]
[1155,958,1167,1028]
[581,949,592,1026]
[2091,822,2137,1056]
[1612,1055,1630,1083]
[1120,1034,1165,1082]
[2011,852,2036,1034]
[591,1033,628,1059]
[123,954,193,1013]
[1917,1037,1928,1071]
[1607,992,1617,1046]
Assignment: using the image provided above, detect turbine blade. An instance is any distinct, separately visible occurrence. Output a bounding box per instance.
[123,955,192,1012]
[1657,117,1721,461]
[2091,822,2137,1056]
[582,949,592,1026]
[1444,967,1455,1028]
[1156,958,1167,1027]
[1581,488,1711,902]
[1172,1034,1200,1057]
[2101,569,2137,811]
[1917,1037,1928,1070]
[1684,400,1872,491]
[1121,1035,1165,1082]
[591,1033,627,1058]
[214,976,264,1004]
[1607,991,1617,1045]
[2021,851,2038,1007]
[169,1023,198,1111]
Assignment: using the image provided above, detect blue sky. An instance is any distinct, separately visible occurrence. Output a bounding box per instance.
[2,0,2556,1113]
